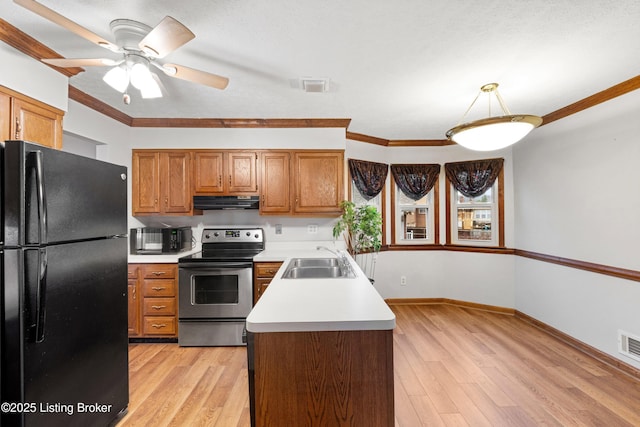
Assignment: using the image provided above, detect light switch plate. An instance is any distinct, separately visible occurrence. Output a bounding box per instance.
[307,224,318,234]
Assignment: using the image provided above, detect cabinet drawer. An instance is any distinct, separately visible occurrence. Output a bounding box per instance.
[141,264,176,279]
[143,317,176,335]
[128,265,139,279]
[142,279,176,297]
[143,298,176,316]
[255,262,282,278]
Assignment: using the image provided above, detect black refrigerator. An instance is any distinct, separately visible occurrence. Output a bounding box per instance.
[0,141,129,426]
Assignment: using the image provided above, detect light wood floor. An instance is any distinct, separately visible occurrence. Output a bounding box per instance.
[118,305,640,426]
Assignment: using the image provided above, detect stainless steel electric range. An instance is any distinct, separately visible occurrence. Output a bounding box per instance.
[178,227,264,346]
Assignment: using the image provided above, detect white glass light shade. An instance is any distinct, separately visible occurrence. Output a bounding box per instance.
[102,66,129,93]
[129,62,152,90]
[129,63,162,98]
[140,74,163,99]
[446,115,542,151]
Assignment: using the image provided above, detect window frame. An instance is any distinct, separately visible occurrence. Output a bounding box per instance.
[390,174,439,246]
[446,166,504,248]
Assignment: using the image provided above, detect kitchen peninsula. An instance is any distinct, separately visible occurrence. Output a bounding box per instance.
[246,250,396,427]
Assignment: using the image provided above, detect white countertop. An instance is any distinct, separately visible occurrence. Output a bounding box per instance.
[128,247,200,264]
[246,249,396,333]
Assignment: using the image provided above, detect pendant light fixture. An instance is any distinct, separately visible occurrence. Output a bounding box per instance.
[445,83,542,151]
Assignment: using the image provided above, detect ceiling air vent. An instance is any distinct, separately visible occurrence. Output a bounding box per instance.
[300,77,330,93]
[618,330,640,362]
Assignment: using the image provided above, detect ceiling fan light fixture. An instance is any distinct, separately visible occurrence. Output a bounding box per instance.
[103,65,129,93]
[445,83,542,151]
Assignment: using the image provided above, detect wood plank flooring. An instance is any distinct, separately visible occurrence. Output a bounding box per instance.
[118,304,640,426]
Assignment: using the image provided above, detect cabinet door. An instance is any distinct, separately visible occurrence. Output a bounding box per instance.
[1,91,10,142]
[227,151,258,194]
[293,151,344,215]
[162,151,192,214]
[260,151,291,214]
[132,151,161,214]
[12,98,63,149]
[128,279,141,336]
[193,151,224,194]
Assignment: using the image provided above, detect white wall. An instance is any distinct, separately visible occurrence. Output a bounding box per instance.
[0,42,68,111]
[513,89,640,369]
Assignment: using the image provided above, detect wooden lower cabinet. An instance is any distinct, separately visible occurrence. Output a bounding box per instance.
[253,261,283,303]
[128,263,178,338]
[249,329,394,426]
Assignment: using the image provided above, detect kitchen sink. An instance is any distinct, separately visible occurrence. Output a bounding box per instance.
[289,258,340,268]
[282,258,356,279]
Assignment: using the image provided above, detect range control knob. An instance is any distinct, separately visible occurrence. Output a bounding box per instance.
[254,234,259,239]
[204,233,210,240]
[213,232,219,237]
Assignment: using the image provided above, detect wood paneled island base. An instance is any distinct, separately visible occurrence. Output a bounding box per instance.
[249,329,394,427]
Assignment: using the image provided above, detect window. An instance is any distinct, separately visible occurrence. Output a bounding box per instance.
[445,158,504,247]
[348,159,387,244]
[394,185,436,243]
[390,164,440,245]
[451,183,497,244]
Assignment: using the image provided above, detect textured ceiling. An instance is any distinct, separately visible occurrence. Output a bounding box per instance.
[3,0,640,140]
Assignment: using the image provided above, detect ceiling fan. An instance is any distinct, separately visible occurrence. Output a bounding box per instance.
[14,0,229,103]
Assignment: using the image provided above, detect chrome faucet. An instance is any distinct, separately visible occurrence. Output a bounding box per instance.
[316,245,339,257]
[316,246,354,276]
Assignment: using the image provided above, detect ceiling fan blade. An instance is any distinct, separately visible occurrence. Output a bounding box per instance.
[138,16,195,58]
[42,58,119,67]
[14,0,119,52]
[162,63,229,90]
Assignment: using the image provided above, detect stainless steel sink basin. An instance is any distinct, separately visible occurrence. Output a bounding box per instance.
[283,266,344,279]
[290,258,339,268]
[282,257,356,279]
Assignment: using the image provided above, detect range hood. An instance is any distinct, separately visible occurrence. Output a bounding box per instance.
[193,195,260,210]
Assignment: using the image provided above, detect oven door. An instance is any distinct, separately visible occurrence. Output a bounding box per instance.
[178,262,253,319]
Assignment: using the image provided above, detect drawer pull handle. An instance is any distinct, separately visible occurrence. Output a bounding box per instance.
[151,324,167,329]
[151,305,167,310]
[151,286,166,291]
[151,271,166,276]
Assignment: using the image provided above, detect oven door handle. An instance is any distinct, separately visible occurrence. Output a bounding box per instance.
[179,262,254,270]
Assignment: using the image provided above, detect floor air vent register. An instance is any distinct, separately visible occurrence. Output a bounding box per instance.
[618,330,640,362]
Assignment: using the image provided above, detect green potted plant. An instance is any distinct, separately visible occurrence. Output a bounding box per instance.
[332,200,382,282]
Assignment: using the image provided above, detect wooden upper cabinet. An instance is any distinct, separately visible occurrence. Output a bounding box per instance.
[193,151,224,193]
[0,91,10,143]
[260,151,291,214]
[193,150,258,195]
[228,151,258,193]
[132,150,192,216]
[1,85,64,149]
[163,151,192,213]
[293,151,344,215]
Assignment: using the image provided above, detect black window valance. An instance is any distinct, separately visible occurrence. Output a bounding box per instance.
[444,158,504,198]
[348,158,388,201]
[390,164,441,201]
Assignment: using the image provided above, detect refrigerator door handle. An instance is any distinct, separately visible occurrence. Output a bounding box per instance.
[27,150,48,245]
[24,247,48,343]
[36,247,48,343]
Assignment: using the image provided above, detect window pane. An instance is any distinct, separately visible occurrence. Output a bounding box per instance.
[402,207,428,239]
[399,191,429,206]
[456,188,492,204]
[456,207,492,241]
[352,181,381,208]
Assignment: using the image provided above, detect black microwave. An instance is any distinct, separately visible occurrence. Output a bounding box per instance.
[130,227,192,254]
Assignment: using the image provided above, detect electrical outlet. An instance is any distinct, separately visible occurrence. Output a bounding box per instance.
[307,224,318,234]
[275,224,282,235]
[400,276,407,286]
